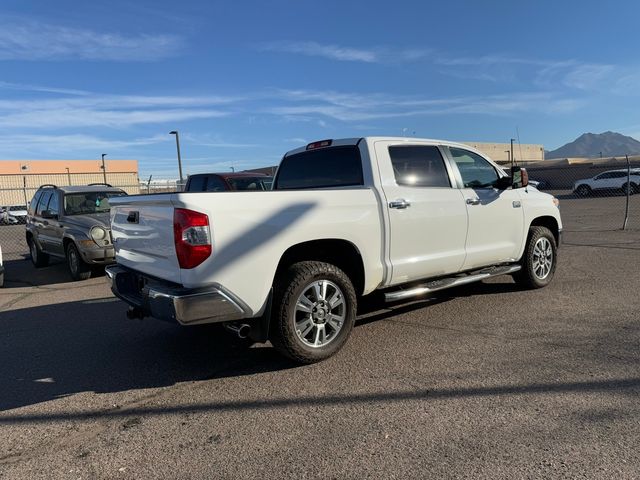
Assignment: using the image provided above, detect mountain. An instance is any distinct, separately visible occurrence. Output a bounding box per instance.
[546,131,640,159]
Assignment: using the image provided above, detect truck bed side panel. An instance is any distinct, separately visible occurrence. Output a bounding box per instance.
[111,190,383,316]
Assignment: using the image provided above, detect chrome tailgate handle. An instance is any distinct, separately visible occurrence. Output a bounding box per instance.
[389,199,411,209]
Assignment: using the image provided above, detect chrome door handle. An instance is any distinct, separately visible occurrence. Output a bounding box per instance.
[466,198,481,205]
[389,199,411,209]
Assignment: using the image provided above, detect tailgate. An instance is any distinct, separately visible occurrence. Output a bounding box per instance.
[110,194,181,282]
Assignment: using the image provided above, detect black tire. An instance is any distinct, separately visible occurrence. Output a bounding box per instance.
[66,242,91,281]
[28,237,49,268]
[270,261,357,364]
[514,226,557,289]
[0,271,4,288]
[622,182,635,195]
[575,184,591,197]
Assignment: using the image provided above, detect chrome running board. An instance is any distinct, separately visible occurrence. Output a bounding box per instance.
[384,265,522,303]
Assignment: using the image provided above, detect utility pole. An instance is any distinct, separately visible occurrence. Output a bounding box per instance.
[510,139,515,168]
[169,131,184,186]
[101,154,107,184]
[623,155,630,230]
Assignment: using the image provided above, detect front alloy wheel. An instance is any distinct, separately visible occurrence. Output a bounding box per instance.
[514,226,557,289]
[532,237,554,280]
[66,243,91,281]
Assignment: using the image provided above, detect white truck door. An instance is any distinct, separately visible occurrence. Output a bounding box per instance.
[445,147,525,270]
[374,141,468,285]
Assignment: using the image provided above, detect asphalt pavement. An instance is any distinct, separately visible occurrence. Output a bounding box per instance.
[1,198,640,479]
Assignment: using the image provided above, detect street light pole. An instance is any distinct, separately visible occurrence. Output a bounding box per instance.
[101,154,107,184]
[65,167,71,185]
[510,139,515,168]
[169,131,184,186]
[504,150,511,164]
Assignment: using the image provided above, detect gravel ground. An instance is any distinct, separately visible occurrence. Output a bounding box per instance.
[0,199,639,479]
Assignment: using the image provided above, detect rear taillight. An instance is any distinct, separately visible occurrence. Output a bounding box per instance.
[173,208,212,269]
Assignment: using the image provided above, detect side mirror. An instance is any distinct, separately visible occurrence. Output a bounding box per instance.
[496,176,512,190]
[41,210,57,219]
[511,166,529,189]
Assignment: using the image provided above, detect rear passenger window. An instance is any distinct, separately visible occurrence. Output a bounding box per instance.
[275,146,363,190]
[47,193,60,216]
[29,191,43,215]
[36,191,52,216]
[389,145,451,187]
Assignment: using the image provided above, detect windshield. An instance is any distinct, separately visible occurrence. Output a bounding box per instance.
[227,176,273,191]
[64,191,126,215]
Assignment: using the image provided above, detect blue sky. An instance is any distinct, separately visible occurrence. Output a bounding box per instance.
[0,0,638,178]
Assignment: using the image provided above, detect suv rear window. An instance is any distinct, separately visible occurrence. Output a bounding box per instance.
[275,146,363,190]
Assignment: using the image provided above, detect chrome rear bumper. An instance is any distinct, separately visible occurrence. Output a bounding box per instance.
[105,265,248,325]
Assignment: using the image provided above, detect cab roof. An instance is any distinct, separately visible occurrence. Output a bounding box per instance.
[37,185,126,193]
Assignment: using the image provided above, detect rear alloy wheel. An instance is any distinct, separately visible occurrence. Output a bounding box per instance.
[271,261,357,364]
[575,185,591,197]
[514,226,557,289]
[29,237,49,268]
[66,243,91,281]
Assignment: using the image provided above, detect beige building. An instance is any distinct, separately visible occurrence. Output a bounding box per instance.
[462,142,545,164]
[0,159,139,206]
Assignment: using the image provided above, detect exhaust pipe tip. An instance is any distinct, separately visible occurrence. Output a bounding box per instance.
[224,323,251,339]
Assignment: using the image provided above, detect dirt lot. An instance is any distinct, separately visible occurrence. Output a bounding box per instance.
[1,193,639,479]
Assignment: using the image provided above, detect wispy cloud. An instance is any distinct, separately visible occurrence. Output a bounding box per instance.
[0,18,184,61]
[434,54,618,92]
[0,93,240,128]
[261,41,623,94]
[265,89,582,122]
[0,133,169,153]
[0,80,90,96]
[259,41,431,64]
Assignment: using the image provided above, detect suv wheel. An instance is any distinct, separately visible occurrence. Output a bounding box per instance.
[66,243,91,281]
[575,185,591,197]
[514,226,557,289]
[29,237,49,268]
[622,182,635,195]
[271,261,357,364]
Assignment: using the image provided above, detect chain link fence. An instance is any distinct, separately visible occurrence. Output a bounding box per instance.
[524,157,640,233]
[0,172,181,261]
[1,162,639,263]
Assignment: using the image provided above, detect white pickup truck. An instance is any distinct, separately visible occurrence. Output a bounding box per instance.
[106,137,562,363]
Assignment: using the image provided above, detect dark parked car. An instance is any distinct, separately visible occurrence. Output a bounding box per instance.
[184,172,273,192]
[26,184,127,280]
